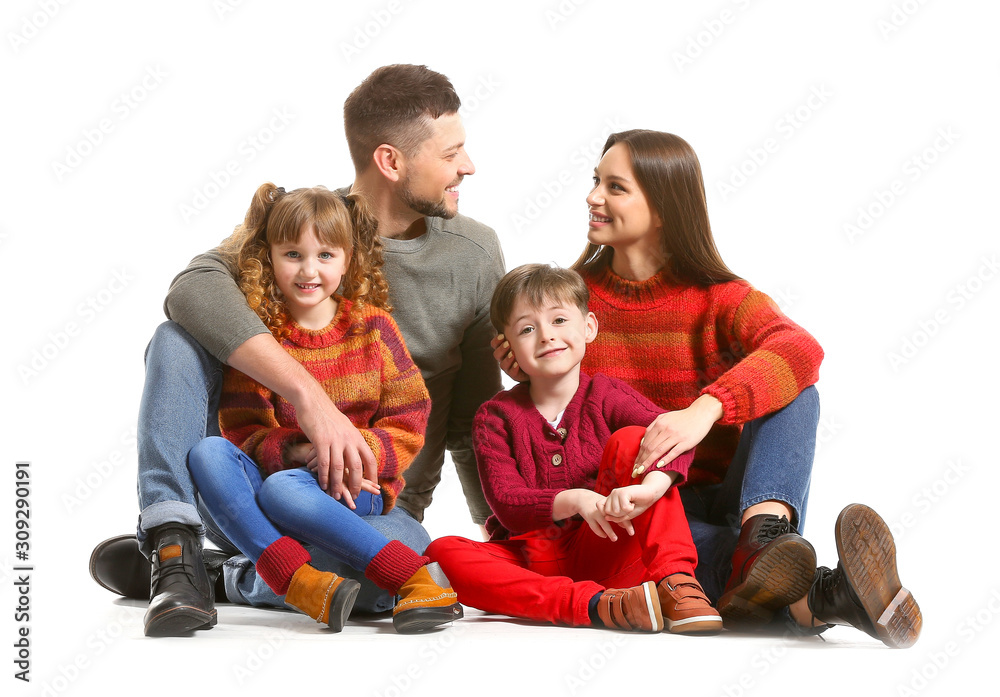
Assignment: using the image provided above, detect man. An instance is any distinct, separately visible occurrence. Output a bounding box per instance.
[90,64,504,636]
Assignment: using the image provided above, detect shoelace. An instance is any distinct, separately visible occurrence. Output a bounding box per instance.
[756,515,793,543]
[150,556,197,588]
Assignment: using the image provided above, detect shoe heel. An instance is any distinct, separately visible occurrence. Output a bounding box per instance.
[876,587,921,649]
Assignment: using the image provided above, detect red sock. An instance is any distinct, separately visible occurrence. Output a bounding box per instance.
[256,537,311,595]
[364,540,428,594]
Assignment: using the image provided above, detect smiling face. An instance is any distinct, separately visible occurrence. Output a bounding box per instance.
[585,142,662,254]
[270,223,350,328]
[504,295,598,381]
[397,112,475,220]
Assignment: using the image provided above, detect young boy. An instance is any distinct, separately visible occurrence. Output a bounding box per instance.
[426,264,722,634]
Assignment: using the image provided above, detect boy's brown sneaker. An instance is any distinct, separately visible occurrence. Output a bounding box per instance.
[597,581,664,632]
[718,514,816,627]
[392,562,463,634]
[285,564,361,632]
[657,573,723,635]
[808,503,922,648]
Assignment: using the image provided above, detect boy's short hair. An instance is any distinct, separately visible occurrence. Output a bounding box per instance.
[491,263,590,333]
[343,64,462,173]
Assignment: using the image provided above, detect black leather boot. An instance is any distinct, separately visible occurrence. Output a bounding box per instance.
[717,514,816,626]
[144,525,217,637]
[807,504,921,648]
[90,534,151,600]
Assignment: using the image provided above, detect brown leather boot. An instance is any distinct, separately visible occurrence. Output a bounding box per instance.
[284,564,361,632]
[717,514,816,627]
[392,563,463,634]
[807,504,922,648]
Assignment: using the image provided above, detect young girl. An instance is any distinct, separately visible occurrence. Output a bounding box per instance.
[186,183,463,633]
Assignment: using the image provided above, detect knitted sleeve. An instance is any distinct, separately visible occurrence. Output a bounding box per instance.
[218,367,307,476]
[357,314,431,512]
[473,403,559,535]
[700,284,824,425]
[599,375,694,484]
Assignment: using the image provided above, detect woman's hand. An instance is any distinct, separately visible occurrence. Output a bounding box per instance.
[632,394,723,476]
[491,334,530,383]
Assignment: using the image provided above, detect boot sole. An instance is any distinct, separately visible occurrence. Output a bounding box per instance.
[666,614,724,635]
[836,504,922,649]
[326,579,361,632]
[90,534,151,600]
[393,603,464,634]
[144,605,217,637]
[718,535,817,627]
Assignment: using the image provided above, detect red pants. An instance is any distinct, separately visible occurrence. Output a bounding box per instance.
[426,427,697,626]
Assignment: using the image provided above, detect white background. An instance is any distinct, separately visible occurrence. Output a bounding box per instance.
[3,1,998,695]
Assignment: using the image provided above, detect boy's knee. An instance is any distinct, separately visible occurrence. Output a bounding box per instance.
[606,426,645,461]
[425,535,465,561]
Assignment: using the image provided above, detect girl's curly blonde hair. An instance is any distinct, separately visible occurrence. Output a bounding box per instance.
[219,183,390,339]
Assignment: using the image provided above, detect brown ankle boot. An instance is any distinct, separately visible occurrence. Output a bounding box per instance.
[392,562,463,634]
[285,565,361,632]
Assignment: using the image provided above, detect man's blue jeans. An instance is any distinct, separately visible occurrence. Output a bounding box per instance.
[681,385,820,603]
[135,321,430,612]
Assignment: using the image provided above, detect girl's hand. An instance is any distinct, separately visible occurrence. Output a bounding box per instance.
[288,441,317,466]
[632,395,723,476]
[358,477,381,495]
[491,334,530,383]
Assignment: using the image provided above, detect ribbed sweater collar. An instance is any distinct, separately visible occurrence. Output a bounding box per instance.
[585,264,685,309]
[285,298,354,349]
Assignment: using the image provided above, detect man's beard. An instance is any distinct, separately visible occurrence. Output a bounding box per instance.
[399,174,457,220]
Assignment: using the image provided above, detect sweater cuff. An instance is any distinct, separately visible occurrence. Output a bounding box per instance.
[258,429,308,475]
[700,384,739,426]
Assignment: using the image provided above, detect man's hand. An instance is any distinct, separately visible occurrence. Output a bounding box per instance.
[293,382,377,509]
[491,334,530,383]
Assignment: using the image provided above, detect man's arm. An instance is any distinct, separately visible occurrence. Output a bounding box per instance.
[164,248,376,503]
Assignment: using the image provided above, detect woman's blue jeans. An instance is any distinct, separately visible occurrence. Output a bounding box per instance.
[135,321,430,612]
[681,385,820,603]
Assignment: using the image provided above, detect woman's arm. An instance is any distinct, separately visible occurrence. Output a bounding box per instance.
[702,285,824,425]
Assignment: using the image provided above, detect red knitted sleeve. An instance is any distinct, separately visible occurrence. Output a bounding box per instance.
[473,402,561,535]
[356,313,431,512]
[218,367,307,476]
[700,284,824,425]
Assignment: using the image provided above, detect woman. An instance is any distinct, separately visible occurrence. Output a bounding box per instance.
[495,130,921,648]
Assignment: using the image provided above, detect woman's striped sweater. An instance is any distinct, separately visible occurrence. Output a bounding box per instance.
[580,264,824,486]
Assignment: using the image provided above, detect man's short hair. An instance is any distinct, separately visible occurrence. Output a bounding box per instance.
[491,264,591,334]
[343,64,462,173]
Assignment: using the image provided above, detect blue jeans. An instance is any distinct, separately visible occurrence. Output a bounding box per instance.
[135,321,430,611]
[681,385,820,603]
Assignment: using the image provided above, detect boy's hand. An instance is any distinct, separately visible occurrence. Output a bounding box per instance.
[602,485,658,531]
[491,334,530,383]
[632,395,723,476]
[573,490,621,542]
